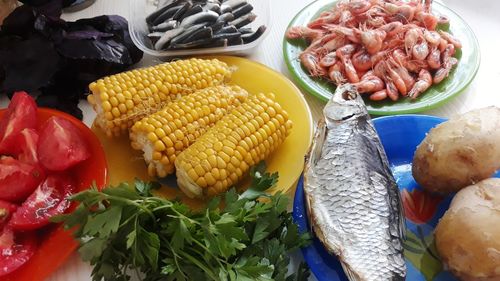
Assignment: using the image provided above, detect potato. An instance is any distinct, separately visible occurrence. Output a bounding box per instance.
[434,178,500,281]
[412,106,500,194]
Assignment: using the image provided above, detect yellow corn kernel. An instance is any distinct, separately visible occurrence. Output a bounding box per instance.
[175,93,293,198]
[88,58,233,137]
[129,85,248,177]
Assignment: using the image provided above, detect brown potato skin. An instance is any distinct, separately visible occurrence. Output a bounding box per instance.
[435,178,500,281]
[412,106,500,194]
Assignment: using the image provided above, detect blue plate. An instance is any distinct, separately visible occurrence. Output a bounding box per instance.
[293,115,499,281]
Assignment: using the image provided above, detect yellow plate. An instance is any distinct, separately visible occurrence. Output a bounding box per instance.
[92,56,314,207]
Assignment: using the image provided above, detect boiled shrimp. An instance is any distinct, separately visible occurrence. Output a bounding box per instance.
[370,89,388,101]
[352,49,372,71]
[361,29,386,54]
[424,30,441,46]
[354,71,385,93]
[286,26,324,42]
[434,44,457,84]
[385,61,407,95]
[319,52,338,68]
[300,52,326,77]
[438,30,462,49]
[328,62,347,85]
[412,40,429,61]
[427,46,441,69]
[337,44,360,83]
[408,69,432,99]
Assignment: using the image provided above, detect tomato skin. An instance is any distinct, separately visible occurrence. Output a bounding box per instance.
[38,116,90,171]
[0,157,45,202]
[0,200,17,230]
[0,227,37,277]
[0,92,37,155]
[9,174,75,231]
[16,128,40,166]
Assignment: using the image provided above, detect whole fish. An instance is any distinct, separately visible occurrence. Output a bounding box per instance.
[304,85,406,281]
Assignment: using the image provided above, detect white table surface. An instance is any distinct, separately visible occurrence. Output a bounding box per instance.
[0,0,498,280]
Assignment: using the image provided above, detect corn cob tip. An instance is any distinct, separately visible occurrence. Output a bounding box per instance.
[176,166,203,198]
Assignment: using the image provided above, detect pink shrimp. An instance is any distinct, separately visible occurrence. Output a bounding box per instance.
[385,61,407,95]
[328,62,346,85]
[352,49,372,71]
[424,30,441,46]
[389,57,415,90]
[361,29,386,54]
[346,0,373,15]
[415,11,438,30]
[412,40,429,61]
[378,22,404,37]
[408,69,432,99]
[323,25,362,43]
[385,3,416,23]
[438,38,448,52]
[286,26,324,42]
[336,44,360,83]
[307,10,342,28]
[392,48,407,65]
[340,10,356,27]
[385,80,399,101]
[438,30,462,49]
[319,52,338,68]
[404,27,423,54]
[354,73,385,93]
[370,89,388,101]
[300,52,326,77]
[405,59,429,73]
[427,46,441,69]
[316,35,348,57]
[433,44,457,84]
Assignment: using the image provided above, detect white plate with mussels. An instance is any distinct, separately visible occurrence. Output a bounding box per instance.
[128,0,270,57]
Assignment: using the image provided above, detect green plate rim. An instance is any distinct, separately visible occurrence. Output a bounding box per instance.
[283,0,481,115]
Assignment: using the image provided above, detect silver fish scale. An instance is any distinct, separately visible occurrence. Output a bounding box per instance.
[305,113,406,281]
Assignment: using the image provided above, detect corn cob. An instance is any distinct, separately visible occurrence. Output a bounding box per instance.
[175,93,293,198]
[87,58,232,137]
[129,85,248,178]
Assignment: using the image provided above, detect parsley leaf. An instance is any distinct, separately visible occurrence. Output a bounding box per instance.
[60,163,311,281]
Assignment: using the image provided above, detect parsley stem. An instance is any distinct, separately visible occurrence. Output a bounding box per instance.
[104,195,157,222]
[178,251,219,281]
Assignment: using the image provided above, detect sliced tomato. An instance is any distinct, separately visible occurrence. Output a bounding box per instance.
[0,92,37,155]
[16,128,40,166]
[0,227,37,277]
[0,201,17,230]
[9,174,75,231]
[0,157,45,202]
[38,116,90,171]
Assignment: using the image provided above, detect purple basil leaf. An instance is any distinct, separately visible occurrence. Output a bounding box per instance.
[1,5,36,37]
[0,34,62,94]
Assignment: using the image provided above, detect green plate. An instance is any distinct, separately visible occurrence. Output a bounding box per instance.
[283,0,480,115]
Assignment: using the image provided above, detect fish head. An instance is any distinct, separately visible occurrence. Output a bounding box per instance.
[323,84,367,122]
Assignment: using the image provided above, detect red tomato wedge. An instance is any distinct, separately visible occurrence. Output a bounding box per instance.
[9,174,75,231]
[0,157,45,202]
[16,128,40,166]
[0,92,37,155]
[0,201,17,230]
[38,116,90,171]
[0,228,37,277]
